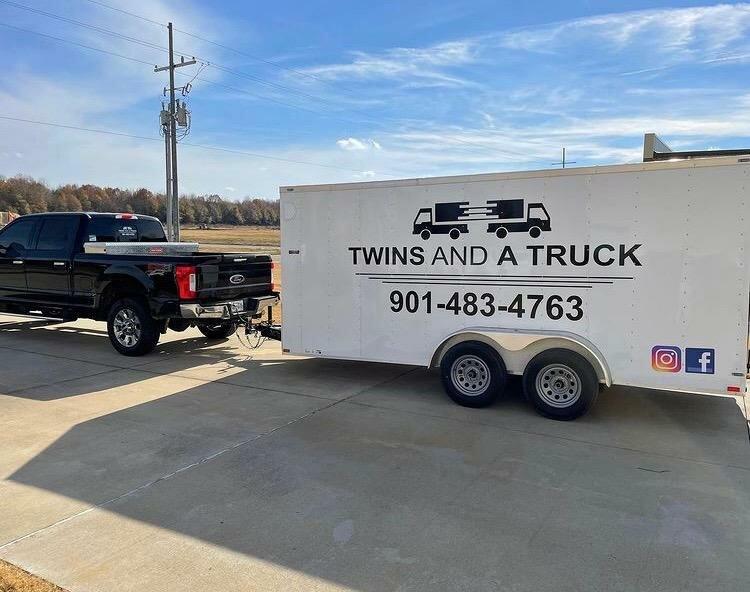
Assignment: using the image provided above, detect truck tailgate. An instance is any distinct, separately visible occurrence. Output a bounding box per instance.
[197,253,273,300]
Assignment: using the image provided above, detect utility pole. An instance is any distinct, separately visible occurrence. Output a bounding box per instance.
[552,147,576,169]
[160,104,172,240]
[155,23,196,241]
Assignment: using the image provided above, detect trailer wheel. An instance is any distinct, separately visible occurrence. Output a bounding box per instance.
[449,228,461,240]
[440,342,507,408]
[522,349,598,420]
[420,229,431,240]
[495,226,508,238]
[529,226,542,238]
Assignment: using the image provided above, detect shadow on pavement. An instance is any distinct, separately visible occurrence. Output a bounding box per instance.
[2,317,750,591]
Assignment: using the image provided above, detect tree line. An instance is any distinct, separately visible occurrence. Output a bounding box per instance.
[0,175,280,226]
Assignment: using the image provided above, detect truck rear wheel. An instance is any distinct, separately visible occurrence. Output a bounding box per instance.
[107,298,160,356]
[495,226,508,238]
[522,349,598,420]
[449,228,461,240]
[198,321,237,340]
[440,341,507,408]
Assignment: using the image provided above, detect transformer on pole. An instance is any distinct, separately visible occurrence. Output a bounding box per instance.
[155,23,196,241]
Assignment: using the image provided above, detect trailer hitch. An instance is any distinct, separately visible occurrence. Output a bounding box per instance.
[237,305,281,349]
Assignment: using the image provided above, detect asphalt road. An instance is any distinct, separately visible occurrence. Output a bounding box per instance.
[0,313,748,591]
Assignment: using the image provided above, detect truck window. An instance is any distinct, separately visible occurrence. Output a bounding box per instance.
[34,216,79,254]
[0,219,36,254]
[85,218,167,243]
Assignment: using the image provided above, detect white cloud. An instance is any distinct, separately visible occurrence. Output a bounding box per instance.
[302,40,477,87]
[224,186,236,192]
[498,4,750,54]
[336,137,382,151]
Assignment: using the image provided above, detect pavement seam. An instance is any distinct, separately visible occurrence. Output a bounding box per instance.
[343,398,750,472]
[0,366,417,551]
[2,368,125,397]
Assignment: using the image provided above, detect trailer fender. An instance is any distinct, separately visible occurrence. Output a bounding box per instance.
[430,329,612,386]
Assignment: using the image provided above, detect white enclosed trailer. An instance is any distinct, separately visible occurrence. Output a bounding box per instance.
[279,156,750,419]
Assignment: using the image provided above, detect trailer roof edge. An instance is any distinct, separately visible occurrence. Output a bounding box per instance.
[280,154,750,194]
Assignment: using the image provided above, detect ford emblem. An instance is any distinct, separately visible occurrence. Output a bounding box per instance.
[229,274,245,285]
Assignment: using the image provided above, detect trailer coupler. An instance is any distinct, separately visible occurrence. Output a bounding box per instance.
[256,322,281,341]
[241,317,281,342]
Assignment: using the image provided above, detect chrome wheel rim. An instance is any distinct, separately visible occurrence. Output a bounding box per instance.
[536,364,581,408]
[451,355,490,396]
[113,308,142,348]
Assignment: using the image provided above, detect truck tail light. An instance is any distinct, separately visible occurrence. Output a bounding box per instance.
[175,265,197,299]
[270,261,276,291]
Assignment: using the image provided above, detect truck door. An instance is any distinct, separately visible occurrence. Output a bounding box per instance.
[0,218,37,302]
[24,215,80,305]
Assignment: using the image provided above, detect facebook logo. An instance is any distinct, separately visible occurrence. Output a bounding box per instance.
[685,348,715,374]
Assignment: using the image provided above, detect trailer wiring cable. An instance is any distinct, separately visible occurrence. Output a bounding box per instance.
[237,327,267,351]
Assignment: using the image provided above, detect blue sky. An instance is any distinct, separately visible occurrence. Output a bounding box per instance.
[1,0,750,198]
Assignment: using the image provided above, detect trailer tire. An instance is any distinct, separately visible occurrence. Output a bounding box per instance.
[107,297,160,356]
[495,226,508,238]
[420,229,431,240]
[522,349,598,420]
[449,228,461,240]
[440,341,507,408]
[529,226,542,238]
[198,321,237,340]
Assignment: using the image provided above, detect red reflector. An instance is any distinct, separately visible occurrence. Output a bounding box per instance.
[175,265,197,299]
[270,283,276,292]
[727,386,741,393]
[271,261,276,269]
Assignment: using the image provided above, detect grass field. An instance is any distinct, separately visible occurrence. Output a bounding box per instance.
[181,225,283,321]
[0,560,66,592]
[182,226,280,254]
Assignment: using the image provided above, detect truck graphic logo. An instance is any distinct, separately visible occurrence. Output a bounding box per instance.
[413,199,551,240]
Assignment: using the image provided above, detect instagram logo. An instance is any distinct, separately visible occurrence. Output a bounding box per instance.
[652,346,681,372]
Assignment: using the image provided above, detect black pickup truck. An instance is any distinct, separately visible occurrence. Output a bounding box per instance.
[0,212,278,355]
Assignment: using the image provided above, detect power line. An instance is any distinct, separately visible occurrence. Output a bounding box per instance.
[0,20,338,119]
[3,0,368,119]
[80,0,163,27]
[81,0,360,94]
[0,115,386,174]
[0,0,169,55]
[0,20,154,66]
[1,2,536,161]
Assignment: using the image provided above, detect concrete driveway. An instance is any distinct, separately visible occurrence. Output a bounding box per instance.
[0,313,748,592]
